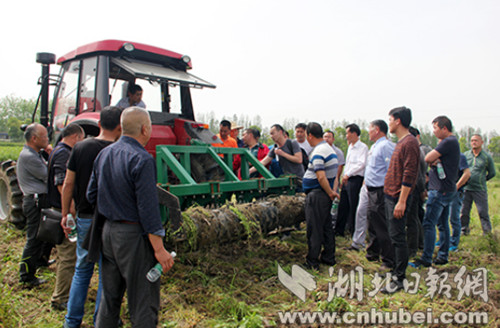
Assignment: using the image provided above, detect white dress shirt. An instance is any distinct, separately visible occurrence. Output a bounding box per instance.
[343,140,369,177]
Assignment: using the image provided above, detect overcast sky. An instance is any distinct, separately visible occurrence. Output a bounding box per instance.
[2,0,499,133]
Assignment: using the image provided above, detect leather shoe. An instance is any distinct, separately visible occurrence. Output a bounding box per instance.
[51,302,68,311]
[303,261,320,271]
[320,257,336,267]
[433,258,448,265]
[21,278,47,289]
[381,280,404,294]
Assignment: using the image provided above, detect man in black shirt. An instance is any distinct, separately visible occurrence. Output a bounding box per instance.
[61,107,122,328]
[48,123,84,310]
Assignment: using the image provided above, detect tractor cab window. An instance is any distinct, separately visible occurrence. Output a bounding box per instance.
[109,79,182,114]
[79,57,98,113]
[53,61,79,132]
[53,57,98,133]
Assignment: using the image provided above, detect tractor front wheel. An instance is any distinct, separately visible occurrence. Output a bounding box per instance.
[0,160,25,229]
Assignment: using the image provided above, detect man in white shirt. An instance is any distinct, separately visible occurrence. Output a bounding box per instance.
[116,84,146,109]
[295,123,313,156]
[334,123,368,237]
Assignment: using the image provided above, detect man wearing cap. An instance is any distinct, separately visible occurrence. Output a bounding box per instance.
[230,122,245,148]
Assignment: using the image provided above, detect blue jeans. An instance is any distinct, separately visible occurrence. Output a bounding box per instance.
[438,191,464,248]
[422,190,456,263]
[65,217,103,328]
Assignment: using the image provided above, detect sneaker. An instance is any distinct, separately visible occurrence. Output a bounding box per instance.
[21,277,47,289]
[409,259,431,268]
[381,280,404,294]
[36,259,56,269]
[449,246,458,252]
[433,257,448,265]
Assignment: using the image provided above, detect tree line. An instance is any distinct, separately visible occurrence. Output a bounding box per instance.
[197,111,500,159]
[1,96,499,158]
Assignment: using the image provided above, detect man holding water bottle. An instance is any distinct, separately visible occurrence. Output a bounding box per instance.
[411,116,460,268]
[87,107,174,327]
[46,123,84,310]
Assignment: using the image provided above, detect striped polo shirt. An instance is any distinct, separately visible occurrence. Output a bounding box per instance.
[303,141,339,191]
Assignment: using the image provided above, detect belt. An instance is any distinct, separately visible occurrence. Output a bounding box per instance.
[305,188,326,195]
[366,186,384,192]
[77,212,94,219]
[116,220,139,225]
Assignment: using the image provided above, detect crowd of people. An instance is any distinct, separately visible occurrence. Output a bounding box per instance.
[210,107,496,294]
[14,105,496,326]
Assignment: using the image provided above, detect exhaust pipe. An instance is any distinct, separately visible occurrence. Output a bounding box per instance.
[36,52,56,128]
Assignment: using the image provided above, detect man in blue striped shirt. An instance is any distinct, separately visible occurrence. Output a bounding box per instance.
[303,122,339,270]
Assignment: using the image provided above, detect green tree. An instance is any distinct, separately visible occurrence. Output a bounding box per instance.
[459,136,469,153]
[488,136,500,157]
[0,95,37,133]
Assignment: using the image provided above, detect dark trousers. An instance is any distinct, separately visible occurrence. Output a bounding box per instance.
[335,176,364,236]
[96,221,160,328]
[406,189,423,257]
[385,195,412,282]
[366,188,395,268]
[306,189,336,267]
[19,195,44,282]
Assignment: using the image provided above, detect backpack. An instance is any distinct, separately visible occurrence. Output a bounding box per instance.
[284,140,309,171]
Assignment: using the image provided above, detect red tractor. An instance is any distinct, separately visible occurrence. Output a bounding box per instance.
[0,40,296,229]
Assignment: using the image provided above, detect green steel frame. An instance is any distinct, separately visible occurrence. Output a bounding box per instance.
[156,144,296,212]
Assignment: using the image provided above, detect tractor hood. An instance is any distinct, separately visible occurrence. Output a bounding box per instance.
[112,58,216,89]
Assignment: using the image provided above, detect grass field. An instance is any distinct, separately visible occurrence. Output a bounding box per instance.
[0,141,23,163]
[0,180,499,327]
[0,142,498,327]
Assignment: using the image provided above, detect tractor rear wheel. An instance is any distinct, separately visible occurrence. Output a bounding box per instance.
[0,160,25,229]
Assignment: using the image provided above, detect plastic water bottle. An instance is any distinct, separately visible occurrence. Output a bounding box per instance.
[436,162,446,180]
[146,251,176,283]
[66,214,77,242]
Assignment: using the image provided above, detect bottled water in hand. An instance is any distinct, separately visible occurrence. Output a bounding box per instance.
[146,251,176,283]
[66,214,77,243]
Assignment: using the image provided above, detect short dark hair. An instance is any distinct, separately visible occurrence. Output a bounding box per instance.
[432,115,453,132]
[271,124,285,133]
[100,106,123,131]
[370,120,388,135]
[295,123,307,130]
[244,128,260,139]
[220,120,231,129]
[408,126,418,137]
[306,122,323,139]
[408,126,420,137]
[324,130,334,138]
[388,106,412,128]
[24,123,40,142]
[128,84,142,95]
[345,123,361,136]
[471,133,483,140]
[61,123,84,138]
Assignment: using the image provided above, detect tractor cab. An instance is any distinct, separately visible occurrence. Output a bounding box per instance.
[47,40,217,156]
